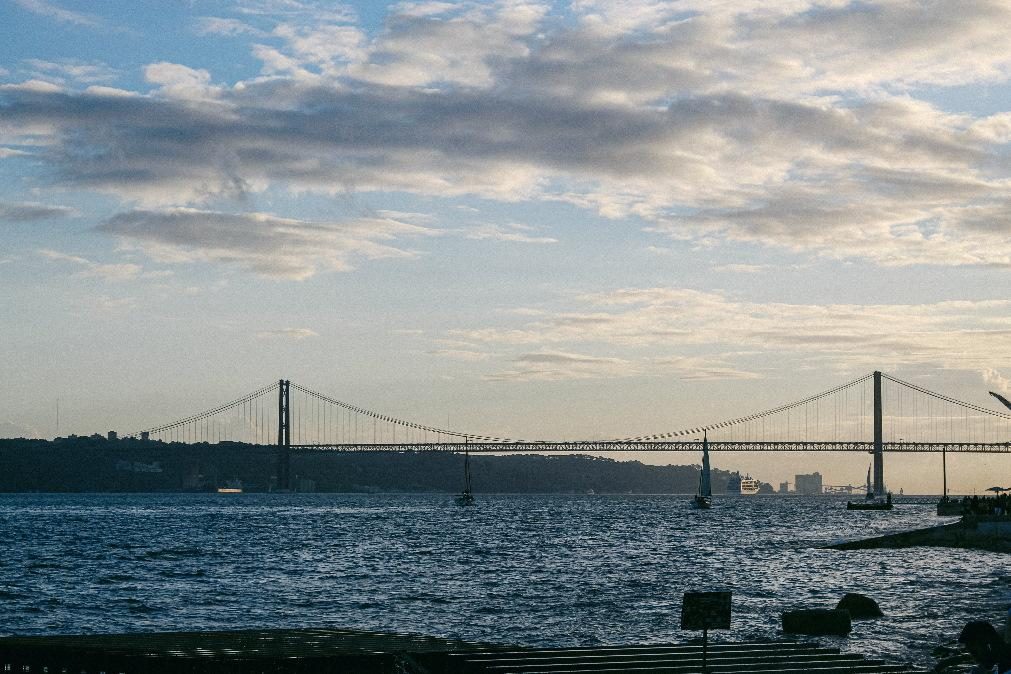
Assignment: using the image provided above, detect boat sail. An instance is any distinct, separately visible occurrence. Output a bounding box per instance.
[455,438,476,506]
[846,462,892,510]
[691,431,713,509]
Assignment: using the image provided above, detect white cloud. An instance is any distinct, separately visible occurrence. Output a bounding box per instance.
[97,208,438,280]
[449,287,1011,381]
[23,59,118,85]
[462,223,557,244]
[13,0,103,28]
[255,327,319,340]
[1,1,1010,269]
[194,17,265,37]
[484,350,638,381]
[39,249,143,281]
[983,368,1011,395]
[711,264,772,274]
[143,62,220,100]
[427,348,492,361]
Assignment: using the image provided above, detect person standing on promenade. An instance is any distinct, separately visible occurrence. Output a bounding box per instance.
[959,621,1011,673]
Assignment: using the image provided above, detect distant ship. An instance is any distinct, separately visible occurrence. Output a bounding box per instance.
[217,479,243,494]
[726,472,760,495]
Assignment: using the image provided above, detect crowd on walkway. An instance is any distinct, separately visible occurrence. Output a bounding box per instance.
[954,493,1011,516]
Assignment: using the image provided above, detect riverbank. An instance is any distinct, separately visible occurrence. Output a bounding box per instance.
[826,516,1011,553]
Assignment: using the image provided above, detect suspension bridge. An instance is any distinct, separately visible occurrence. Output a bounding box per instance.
[124,371,1011,492]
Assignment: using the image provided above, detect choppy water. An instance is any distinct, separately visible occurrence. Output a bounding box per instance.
[0,493,1006,668]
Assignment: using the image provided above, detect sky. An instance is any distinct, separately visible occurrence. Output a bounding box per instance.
[1,0,1009,493]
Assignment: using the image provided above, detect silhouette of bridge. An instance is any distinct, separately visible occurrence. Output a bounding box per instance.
[125,371,1011,492]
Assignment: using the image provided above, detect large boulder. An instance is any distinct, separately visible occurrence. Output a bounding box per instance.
[836,593,884,619]
[782,608,852,636]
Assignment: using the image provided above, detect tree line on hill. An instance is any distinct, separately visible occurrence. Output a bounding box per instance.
[0,436,773,494]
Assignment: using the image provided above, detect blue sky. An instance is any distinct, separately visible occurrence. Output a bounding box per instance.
[1,0,1010,492]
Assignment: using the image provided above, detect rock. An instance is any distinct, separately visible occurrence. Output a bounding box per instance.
[782,608,852,636]
[836,592,884,619]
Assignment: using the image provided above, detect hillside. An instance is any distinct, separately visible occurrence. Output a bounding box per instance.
[0,437,772,494]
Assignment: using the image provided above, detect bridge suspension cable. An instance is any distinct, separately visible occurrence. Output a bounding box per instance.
[124,381,280,443]
[289,383,521,444]
[620,372,875,442]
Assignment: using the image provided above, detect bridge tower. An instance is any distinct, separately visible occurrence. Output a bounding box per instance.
[276,379,291,491]
[872,370,884,497]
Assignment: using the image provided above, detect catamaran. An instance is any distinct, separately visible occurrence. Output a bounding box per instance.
[691,431,713,509]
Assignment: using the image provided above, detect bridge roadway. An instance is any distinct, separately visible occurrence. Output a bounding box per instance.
[289,440,1011,453]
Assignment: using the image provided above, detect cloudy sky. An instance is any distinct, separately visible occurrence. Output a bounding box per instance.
[1,0,1009,492]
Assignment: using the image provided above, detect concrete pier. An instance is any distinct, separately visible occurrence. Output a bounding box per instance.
[827,516,1011,553]
[0,629,925,673]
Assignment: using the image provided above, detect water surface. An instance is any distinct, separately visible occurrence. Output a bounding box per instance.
[1,493,1005,668]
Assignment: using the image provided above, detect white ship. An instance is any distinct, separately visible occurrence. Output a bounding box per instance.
[726,472,760,495]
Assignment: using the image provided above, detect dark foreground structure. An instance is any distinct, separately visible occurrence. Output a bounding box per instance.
[0,628,925,673]
[827,515,1011,553]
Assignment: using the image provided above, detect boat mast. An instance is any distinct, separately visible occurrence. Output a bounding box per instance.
[700,430,712,498]
[942,445,947,498]
[464,437,472,495]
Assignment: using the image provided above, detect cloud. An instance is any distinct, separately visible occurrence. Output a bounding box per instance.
[448,287,1011,381]
[255,328,319,340]
[93,294,136,311]
[484,350,638,382]
[97,208,437,279]
[194,17,265,37]
[427,348,492,361]
[462,223,557,244]
[983,368,1011,395]
[143,62,220,100]
[711,264,772,274]
[13,0,103,28]
[349,2,548,88]
[39,249,143,281]
[22,59,118,85]
[1,1,1010,267]
[0,201,75,222]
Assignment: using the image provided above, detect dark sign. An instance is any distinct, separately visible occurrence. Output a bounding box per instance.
[681,592,732,630]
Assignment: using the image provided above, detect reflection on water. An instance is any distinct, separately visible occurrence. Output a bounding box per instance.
[0,493,1006,667]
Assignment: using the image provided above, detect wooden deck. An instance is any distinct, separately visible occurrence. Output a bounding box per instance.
[0,630,925,673]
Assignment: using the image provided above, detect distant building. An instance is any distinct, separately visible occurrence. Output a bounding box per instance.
[107,431,118,441]
[795,472,823,495]
[779,481,790,494]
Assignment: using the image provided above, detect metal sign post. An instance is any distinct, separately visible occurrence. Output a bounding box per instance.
[681,592,732,673]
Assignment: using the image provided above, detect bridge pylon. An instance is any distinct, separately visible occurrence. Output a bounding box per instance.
[276,379,291,491]
[873,370,884,497]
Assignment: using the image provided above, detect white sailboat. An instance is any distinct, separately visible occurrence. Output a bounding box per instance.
[691,431,713,509]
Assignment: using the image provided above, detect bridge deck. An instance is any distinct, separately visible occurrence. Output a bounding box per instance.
[0,630,925,673]
[289,440,1011,453]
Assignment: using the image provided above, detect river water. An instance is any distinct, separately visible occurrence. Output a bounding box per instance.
[0,493,1005,668]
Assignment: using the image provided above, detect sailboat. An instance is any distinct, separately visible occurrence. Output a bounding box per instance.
[455,439,476,506]
[847,462,892,510]
[691,431,713,509]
